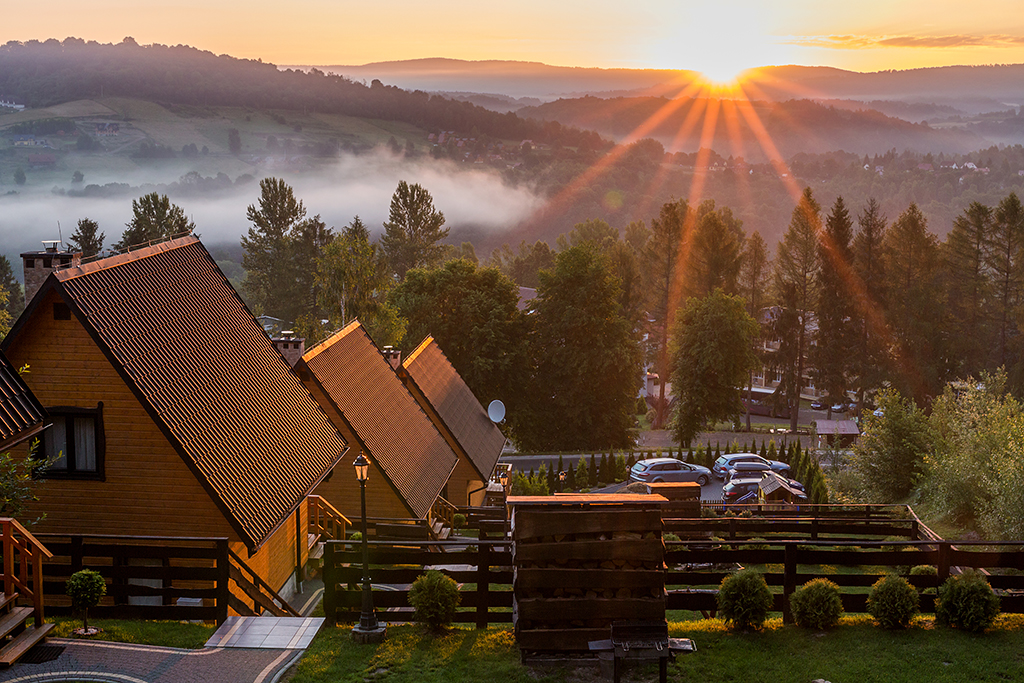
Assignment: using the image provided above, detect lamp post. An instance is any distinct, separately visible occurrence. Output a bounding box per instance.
[351,453,386,643]
[498,469,510,538]
[558,470,566,493]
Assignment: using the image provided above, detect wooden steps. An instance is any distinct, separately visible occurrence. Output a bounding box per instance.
[0,593,54,667]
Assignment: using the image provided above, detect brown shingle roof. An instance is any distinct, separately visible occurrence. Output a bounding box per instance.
[47,236,347,550]
[299,322,457,518]
[401,337,504,481]
[0,350,48,451]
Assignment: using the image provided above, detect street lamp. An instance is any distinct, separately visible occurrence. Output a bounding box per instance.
[559,470,566,493]
[351,453,386,643]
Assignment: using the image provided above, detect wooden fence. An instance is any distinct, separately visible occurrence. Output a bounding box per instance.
[35,534,229,623]
[322,537,1024,628]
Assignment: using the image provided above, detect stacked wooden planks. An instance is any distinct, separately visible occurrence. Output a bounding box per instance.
[509,494,668,654]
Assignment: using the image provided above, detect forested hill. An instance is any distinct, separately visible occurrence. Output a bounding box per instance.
[0,38,606,150]
[517,95,984,159]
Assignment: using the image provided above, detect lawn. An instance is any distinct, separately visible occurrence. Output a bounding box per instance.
[281,615,1024,683]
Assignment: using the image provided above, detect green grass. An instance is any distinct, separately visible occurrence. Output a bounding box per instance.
[283,616,1024,683]
[46,616,216,649]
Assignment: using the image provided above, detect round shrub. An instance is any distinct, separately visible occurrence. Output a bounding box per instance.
[909,565,937,577]
[66,569,106,632]
[409,570,461,632]
[935,569,1000,633]
[452,513,467,530]
[717,569,774,630]
[790,578,843,630]
[867,574,919,629]
[741,538,770,551]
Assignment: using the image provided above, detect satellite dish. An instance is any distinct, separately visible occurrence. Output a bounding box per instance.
[487,399,506,423]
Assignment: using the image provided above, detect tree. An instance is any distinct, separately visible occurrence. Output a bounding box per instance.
[644,198,689,427]
[850,388,932,502]
[944,201,993,376]
[739,231,771,429]
[390,259,529,423]
[519,246,641,451]
[0,282,10,340]
[13,168,25,185]
[381,181,450,278]
[488,240,555,289]
[71,170,84,184]
[228,128,241,154]
[815,196,856,415]
[851,198,888,409]
[774,187,821,431]
[66,218,105,257]
[241,178,326,323]
[883,203,944,403]
[986,193,1024,371]
[115,193,194,251]
[0,256,25,326]
[671,289,758,445]
[685,201,744,299]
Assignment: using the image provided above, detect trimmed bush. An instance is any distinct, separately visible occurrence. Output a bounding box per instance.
[741,538,769,551]
[717,569,773,630]
[409,570,461,632]
[790,578,843,630]
[935,569,1000,633]
[867,574,919,628]
[452,513,466,530]
[66,569,106,632]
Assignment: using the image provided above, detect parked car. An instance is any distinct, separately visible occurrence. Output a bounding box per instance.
[810,398,828,410]
[712,453,790,480]
[726,461,773,481]
[722,475,807,504]
[629,458,712,486]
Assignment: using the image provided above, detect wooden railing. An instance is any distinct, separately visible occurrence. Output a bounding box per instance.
[227,548,300,618]
[35,534,228,623]
[430,496,457,528]
[308,495,352,542]
[1,518,53,626]
[665,515,924,541]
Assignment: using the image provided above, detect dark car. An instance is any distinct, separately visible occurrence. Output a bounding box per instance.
[712,453,790,480]
[723,475,807,504]
[810,398,828,410]
[629,458,712,486]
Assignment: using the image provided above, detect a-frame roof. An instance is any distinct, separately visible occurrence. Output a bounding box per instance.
[0,349,48,452]
[298,322,457,518]
[3,235,348,551]
[400,336,504,482]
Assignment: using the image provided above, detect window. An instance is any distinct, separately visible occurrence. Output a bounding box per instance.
[38,403,105,480]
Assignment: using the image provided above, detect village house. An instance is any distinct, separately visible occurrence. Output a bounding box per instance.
[294,322,458,535]
[3,236,350,604]
[397,336,504,507]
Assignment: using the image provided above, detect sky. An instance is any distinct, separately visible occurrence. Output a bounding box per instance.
[5,1,1024,81]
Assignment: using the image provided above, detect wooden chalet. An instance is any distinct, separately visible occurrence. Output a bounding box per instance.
[2,236,350,603]
[295,322,458,535]
[397,336,504,506]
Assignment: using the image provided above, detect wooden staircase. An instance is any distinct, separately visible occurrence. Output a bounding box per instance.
[0,593,53,666]
[0,518,55,667]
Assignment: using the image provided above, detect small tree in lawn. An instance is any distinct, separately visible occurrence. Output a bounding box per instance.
[66,569,106,635]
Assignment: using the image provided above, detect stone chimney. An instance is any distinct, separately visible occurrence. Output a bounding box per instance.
[273,331,305,368]
[381,345,401,370]
[21,241,82,305]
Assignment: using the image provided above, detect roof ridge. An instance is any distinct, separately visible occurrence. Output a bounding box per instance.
[302,319,362,363]
[55,235,200,282]
[402,335,434,367]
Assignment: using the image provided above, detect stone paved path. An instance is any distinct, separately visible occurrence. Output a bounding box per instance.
[0,637,304,683]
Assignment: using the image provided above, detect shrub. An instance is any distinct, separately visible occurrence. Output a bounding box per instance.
[66,569,106,632]
[741,537,769,551]
[790,578,843,630]
[909,565,937,577]
[867,574,919,628]
[452,513,466,530]
[935,569,1000,633]
[663,533,680,542]
[717,569,773,630]
[409,570,461,632]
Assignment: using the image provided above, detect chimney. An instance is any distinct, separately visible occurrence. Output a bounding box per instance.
[21,241,82,305]
[272,330,305,368]
[381,345,401,370]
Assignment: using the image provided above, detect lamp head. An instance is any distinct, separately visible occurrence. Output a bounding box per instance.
[353,453,369,482]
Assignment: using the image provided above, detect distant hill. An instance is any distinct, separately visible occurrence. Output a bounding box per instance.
[516,96,984,159]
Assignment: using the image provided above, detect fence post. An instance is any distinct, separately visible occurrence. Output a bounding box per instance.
[729,518,736,540]
[783,543,797,624]
[70,536,83,573]
[910,519,919,540]
[476,542,490,630]
[937,542,950,583]
[323,542,337,627]
[215,539,229,625]
[810,518,818,541]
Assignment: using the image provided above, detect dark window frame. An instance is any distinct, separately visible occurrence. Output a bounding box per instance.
[34,402,106,481]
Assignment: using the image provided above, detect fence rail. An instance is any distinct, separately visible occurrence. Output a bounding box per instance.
[321,536,1024,628]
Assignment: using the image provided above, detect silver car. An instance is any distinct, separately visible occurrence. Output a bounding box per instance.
[629,458,712,486]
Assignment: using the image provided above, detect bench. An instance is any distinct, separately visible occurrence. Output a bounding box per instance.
[588,621,696,683]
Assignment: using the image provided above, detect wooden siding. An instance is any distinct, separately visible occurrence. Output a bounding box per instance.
[232,503,307,601]
[302,378,414,520]
[6,288,235,540]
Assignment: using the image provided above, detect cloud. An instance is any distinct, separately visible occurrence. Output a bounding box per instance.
[0,150,543,274]
[786,34,1024,50]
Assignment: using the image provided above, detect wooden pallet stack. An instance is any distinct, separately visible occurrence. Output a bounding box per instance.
[509,494,668,654]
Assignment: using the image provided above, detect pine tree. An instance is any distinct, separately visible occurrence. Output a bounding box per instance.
[852,198,888,408]
[116,193,194,251]
[589,455,598,487]
[66,217,105,257]
[988,193,1024,369]
[944,201,994,376]
[815,196,856,414]
[575,458,588,489]
[381,180,449,278]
